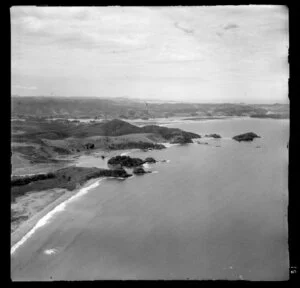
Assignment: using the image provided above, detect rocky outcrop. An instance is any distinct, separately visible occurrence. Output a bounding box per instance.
[232,132,261,142]
[107,167,131,178]
[205,134,221,138]
[144,157,156,163]
[108,142,165,150]
[84,143,95,149]
[108,156,145,168]
[170,134,193,144]
[141,124,200,142]
[108,155,157,167]
[133,167,149,175]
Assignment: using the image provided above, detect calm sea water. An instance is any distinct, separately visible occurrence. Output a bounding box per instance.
[11,118,289,280]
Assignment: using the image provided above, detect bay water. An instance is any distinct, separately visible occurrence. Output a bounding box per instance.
[11,118,289,280]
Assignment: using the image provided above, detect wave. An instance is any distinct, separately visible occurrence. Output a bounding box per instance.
[44,248,58,255]
[11,179,103,255]
[143,163,151,169]
[159,143,180,148]
[120,151,131,156]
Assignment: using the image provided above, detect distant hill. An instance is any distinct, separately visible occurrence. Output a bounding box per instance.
[11,96,289,119]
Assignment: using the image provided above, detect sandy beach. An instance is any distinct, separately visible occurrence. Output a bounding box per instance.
[11,177,102,251]
[11,147,142,249]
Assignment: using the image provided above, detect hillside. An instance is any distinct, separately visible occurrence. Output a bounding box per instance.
[11,118,200,173]
[11,96,289,119]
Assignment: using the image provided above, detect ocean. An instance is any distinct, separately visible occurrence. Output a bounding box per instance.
[11,118,289,280]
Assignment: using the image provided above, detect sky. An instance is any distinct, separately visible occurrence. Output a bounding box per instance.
[11,6,289,104]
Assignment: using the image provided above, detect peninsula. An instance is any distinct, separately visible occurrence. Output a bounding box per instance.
[11,119,200,235]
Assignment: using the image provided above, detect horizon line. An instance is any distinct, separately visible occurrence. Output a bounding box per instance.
[11,95,289,105]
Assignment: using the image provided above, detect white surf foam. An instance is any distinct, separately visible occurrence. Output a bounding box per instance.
[120,151,131,156]
[160,143,180,148]
[11,179,103,255]
[143,163,151,169]
[44,248,58,255]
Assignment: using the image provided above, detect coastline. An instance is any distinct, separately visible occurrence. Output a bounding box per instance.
[11,147,157,250]
[11,177,102,252]
[10,119,202,251]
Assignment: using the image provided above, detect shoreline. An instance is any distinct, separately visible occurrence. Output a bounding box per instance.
[11,177,102,252]
[10,147,158,250]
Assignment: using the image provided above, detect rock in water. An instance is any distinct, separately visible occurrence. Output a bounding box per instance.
[144,157,156,163]
[170,134,193,144]
[133,167,147,175]
[232,132,260,142]
[108,155,144,167]
[205,134,221,138]
[108,155,157,167]
[111,167,131,178]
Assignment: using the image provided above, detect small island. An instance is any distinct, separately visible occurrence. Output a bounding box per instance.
[108,155,157,168]
[232,132,261,142]
[145,157,156,163]
[196,141,209,145]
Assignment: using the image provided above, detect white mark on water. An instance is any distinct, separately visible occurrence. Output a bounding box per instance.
[159,143,180,148]
[44,248,58,255]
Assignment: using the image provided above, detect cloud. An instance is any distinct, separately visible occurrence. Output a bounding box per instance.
[13,84,37,90]
[10,6,288,103]
[174,22,194,34]
[223,23,239,30]
[216,23,239,37]
[11,7,153,54]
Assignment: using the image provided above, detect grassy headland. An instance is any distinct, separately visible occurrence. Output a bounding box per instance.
[11,118,201,235]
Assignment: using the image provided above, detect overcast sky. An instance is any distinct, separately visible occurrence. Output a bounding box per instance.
[11,6,289,103]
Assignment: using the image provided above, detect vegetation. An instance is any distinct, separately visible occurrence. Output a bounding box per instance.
[108,155,158,168]
[12,96,289,120]
[11,119,199,166]
[11,166,132,203]
[11,173,56,186]
[108,142,165,150]
[108,156,145,168]
[250,114,289,119]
